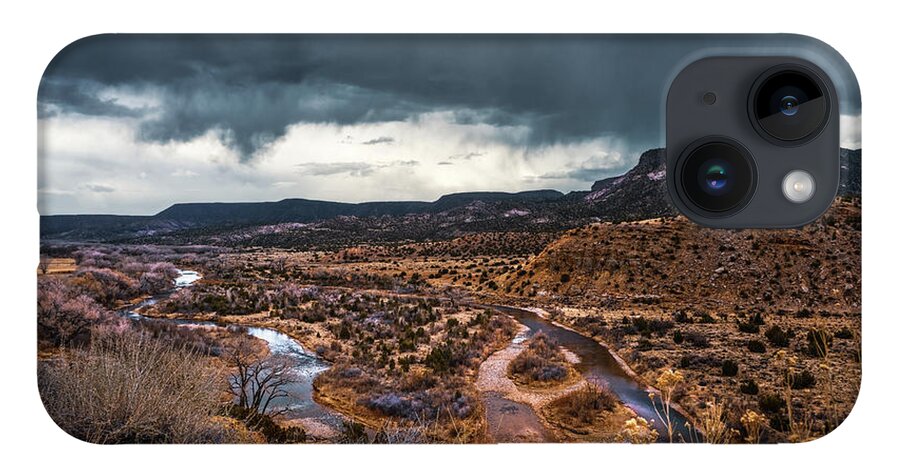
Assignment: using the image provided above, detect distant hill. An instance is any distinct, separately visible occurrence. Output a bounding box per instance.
[41,189,566,240]
[156,198,426,225]
[430,190,563,212]
[583,147,862,222]
[39,214,149,236]
[40,148,860,243]
[155,190,563,225]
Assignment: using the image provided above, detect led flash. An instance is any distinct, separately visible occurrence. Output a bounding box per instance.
[782,170,816,203]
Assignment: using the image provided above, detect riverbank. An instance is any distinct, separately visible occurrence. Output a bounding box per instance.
[540,308,701,435]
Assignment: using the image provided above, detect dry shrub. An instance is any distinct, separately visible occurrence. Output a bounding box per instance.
[38,330,243,443]
[741,410,768,444]
[71,267,140,306]
[551,383,618,425]
[361,383,476,421]
[38,278,113,348]
[509,332,569,384]
[649,368,684,443]
[371,420,433,444]
[137,262,180,294]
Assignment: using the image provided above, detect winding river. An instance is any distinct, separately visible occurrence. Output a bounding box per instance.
[494,306,694,442]
[124,271,691,442]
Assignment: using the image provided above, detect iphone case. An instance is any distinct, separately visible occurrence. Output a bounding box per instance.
[37,34,860,444]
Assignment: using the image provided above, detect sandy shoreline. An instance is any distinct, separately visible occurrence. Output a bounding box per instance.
[476,323,586,410]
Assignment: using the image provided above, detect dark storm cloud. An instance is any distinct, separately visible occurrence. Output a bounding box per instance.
[535,152,632,181]
[132,80,421,157]
[40,34,861,160]
[38,80,147,118]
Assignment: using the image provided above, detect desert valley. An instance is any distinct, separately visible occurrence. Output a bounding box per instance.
[37,148,861,444]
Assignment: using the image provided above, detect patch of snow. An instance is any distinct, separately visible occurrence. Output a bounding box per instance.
[584,177,626,201]
[504,208,531,217]
[647,169,666,181]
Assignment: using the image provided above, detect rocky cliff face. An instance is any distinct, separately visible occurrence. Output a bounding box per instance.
[584,148,677,222]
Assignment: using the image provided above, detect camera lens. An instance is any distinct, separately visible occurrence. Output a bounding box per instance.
[751,66,829,143]
[677,139,756,215]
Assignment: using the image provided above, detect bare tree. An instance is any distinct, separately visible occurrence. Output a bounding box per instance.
[226,337,294,417]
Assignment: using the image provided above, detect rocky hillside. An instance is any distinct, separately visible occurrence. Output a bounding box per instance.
[497,196,861,313]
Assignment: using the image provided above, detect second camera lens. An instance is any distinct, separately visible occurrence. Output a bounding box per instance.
[751,66,830,143]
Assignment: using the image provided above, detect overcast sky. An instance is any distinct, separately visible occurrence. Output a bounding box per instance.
[38,35,861,215]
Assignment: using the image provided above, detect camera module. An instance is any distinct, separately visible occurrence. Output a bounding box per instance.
[667,56,841,227]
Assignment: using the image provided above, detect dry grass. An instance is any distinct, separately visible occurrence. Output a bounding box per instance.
[540,383,631,442]
[38,330,249,443]
[547,383,618,425]
[37,257,77,275]
[692,400,738,443]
